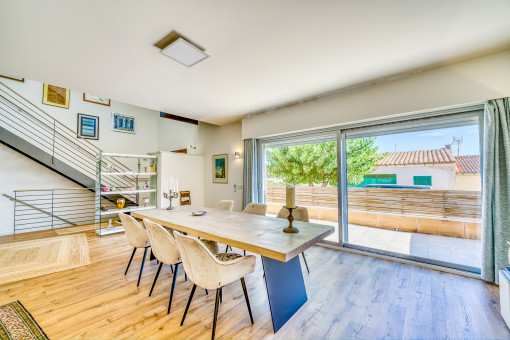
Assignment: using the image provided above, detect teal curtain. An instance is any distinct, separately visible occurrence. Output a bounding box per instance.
[481,98,510,283]
[243,138,259,209]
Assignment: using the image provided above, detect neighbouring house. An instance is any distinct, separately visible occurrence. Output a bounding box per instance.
[364,145,481,190]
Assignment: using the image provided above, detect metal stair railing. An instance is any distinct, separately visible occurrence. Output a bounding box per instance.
[0,81,136,190]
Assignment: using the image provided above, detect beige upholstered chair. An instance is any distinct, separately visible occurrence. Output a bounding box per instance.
[143,219,182,314]
[242,203,267,216]
[118,212,150,286]
[276,207,311,273]
[215,200,234,211]
[174,231,256,340]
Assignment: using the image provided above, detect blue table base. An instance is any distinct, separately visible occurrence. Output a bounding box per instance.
[261,255,308,332]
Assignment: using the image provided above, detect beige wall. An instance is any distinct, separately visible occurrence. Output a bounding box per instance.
[242,48,510,139]
[455,174,482,191]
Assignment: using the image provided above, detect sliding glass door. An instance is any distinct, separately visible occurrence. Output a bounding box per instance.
[341,113,483,272]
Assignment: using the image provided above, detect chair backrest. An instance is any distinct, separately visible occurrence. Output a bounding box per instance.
[242,203,267,216]
[276,207,309,222]
[173,231,219,288]
[215,200,234,211]
[143,219,180,265]
[118,212,149,248]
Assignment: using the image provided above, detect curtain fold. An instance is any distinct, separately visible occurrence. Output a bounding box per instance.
[481,97,510,283]
[243,138,258,209]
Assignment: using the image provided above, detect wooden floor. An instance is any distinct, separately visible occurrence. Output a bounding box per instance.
[0,228,508,339]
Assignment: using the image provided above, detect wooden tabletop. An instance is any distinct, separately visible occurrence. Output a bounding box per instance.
[132,206,334,262]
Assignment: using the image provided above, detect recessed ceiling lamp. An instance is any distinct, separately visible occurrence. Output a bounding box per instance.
[156,31,209,67]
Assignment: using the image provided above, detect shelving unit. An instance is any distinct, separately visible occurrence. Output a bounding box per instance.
[95,152,158,237]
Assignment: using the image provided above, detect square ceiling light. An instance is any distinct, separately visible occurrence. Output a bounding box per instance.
[160,38,209,67]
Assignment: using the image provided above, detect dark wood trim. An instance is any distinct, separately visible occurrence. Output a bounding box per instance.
[160,112,198,125]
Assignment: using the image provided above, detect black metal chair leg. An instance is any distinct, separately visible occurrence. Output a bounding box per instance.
[244,250,246,256]
[302,252,310,274]
[205,289,208,295]
[181,284,197,325]
[240,277,254,324]
[168,263,179,314]
[149,262,163,296]
[184,273,187,281]
[219,287,222,303]
[170,264,174,274]
[137,247,148,287]
[225,245,229,253]
[125,247,137,275]
[211,288,221,340]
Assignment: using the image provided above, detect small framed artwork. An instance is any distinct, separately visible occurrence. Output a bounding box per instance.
[0,74,24,82]
[111,112,136,134]
[83,93,110,106]
[180,191,191,205]
[77,113,99,140]
[43,83,70,108]
[212,154,228,184]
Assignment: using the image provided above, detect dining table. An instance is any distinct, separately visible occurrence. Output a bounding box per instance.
[132,205,334,333]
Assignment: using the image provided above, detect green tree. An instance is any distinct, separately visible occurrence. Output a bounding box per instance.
[265,138,384,187]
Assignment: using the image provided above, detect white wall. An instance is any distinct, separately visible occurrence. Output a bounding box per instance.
[156,151,205,209]
[373,165,457,190]
[242,48,510,139]
[199,121,244,212]
[455,174,482,191]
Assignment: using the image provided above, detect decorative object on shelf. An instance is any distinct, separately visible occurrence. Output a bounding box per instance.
[100,205,109,211]
[106,164,116,171]
[102,187,110,192]
[0,74,24,82]
[83,93,110,106]
[111,112,136,134]
[117,198,126,210]
[162,177,179,210]
[144,181,149,189]
[42,83,70,108]
[77,113,99,140]
[212,154,228,183]
[144,164,155,173]
[192,210,206,216]
[143,197,150,207]
[180,191,191,205]
[282,206,299,233]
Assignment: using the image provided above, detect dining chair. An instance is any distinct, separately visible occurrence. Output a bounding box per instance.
[215,200,234,211]
[174,231,256,340]
[118,212,150,286]
[242,203,267,216]
[143,219,182,314]
[276,207,311,273]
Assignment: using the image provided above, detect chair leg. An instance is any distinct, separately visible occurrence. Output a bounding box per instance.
[149,262,163,296]
[225,245,229,253]
[124,248,137,275]
[240,277,254,324]
[170,264,174,274]
[180,284,197,326]
[211,288,221,340]
[219,287,222,303]
[168,263,179,314]
[184,273,187,282]
[302,252,310,274]
[205,289,208,295]
[137,247,148,287]
[244,250,246,256]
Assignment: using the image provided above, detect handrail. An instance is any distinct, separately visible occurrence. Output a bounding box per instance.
[13,187,96,192]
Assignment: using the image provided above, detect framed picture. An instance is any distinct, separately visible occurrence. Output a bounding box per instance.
[83,93,110,106]
[180,191,191,205]
[111,112,136,134]
[212,154,228,184]
[77,113,99,140]
[0,74,24,82]
[42,83,70,108]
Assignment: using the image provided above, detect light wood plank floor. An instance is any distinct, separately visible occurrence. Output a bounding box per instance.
[0,228,508,339]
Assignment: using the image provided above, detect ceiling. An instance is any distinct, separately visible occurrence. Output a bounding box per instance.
[1,0,510,125]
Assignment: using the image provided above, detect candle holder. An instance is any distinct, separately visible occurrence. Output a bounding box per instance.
[163,190,179,210]
[282,206,299,233]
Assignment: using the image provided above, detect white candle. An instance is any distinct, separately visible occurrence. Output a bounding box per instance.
[175,179,179,193]
[286,185,296,208]
[163,179,168,193]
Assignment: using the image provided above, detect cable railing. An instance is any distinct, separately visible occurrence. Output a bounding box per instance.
[5,188,144,233]
[0,81,136,190]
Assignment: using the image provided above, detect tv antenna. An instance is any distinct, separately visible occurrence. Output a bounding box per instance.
[452,136,463,157]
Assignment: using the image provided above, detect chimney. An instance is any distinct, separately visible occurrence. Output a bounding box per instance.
[445,144,452,154]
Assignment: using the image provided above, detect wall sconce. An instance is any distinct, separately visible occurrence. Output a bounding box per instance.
[234,151,241,159]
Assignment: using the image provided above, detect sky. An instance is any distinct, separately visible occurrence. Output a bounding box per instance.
[373,124,480,156]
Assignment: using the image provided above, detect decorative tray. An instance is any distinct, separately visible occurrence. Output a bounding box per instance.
[192,211,207,216]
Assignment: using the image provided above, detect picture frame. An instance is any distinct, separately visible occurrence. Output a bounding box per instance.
[111,112,136,134]
[0,74,24,82]
[212,154,228,184]
[42,83,70,108]
[83,93,110,106]
[77,113,99,140]
[180,191,191,205]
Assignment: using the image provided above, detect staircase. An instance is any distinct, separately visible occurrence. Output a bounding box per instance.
[0,81,136,205]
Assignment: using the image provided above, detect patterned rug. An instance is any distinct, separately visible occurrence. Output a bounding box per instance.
[0,301,48,340]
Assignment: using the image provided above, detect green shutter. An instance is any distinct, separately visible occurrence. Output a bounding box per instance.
[413,176,432,186]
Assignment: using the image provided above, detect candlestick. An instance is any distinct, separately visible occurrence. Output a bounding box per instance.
[282,206,299,233]
[163,190,179,210]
